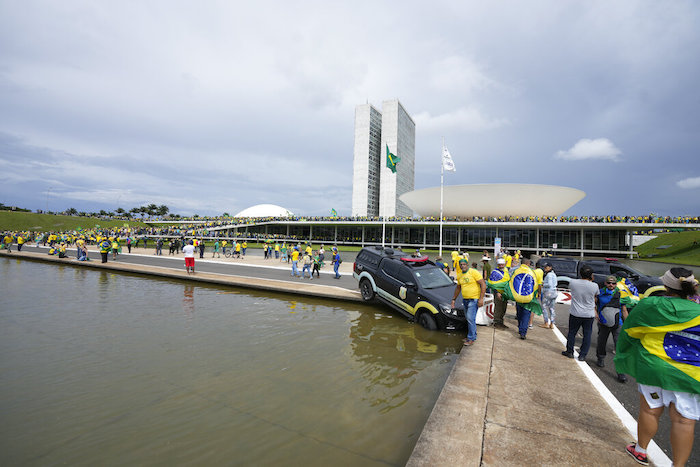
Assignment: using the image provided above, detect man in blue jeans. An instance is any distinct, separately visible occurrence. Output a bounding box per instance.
[562,265,600,361]
[451,259,486,346]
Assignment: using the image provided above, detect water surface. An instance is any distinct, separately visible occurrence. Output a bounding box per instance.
[0,258,463,466]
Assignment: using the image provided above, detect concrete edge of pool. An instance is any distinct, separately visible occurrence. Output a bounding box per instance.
[0,250,362,303]
[1,250,641,466]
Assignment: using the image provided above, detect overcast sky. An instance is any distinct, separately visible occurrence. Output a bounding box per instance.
[1,1,699,217]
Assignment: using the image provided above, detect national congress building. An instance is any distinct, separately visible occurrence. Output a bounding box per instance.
[351,99,415,218]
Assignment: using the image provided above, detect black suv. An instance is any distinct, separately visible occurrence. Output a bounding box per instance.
[353,246,464,331]
[536,257,664,296]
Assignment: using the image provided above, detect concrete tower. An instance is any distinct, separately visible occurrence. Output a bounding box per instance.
[351,99,415,218]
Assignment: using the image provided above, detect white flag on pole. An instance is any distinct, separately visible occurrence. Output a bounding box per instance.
[442,146,456,172]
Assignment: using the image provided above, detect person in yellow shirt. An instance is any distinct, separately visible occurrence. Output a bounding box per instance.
[235,241,241,258]
[505,252,513,268]
[241,241,247,257]
[290,247,301,277]
[451,258,486,346]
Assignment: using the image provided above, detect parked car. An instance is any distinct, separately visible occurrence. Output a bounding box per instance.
[536,257,665,297]
[353,246,466,331]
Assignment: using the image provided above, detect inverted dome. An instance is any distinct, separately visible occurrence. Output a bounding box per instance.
[234,204,294,218]
[399,184,585,217]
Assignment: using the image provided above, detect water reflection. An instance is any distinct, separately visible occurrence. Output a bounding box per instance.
[182,285,195,317]
[349,310,462,414]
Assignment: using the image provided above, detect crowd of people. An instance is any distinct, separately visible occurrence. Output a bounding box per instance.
[439,246,699,466]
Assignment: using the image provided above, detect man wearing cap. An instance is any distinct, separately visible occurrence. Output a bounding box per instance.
[491,258,510,329]
[481,255,492,280]
[452,259,486,345]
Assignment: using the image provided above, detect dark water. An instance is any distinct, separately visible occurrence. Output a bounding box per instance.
[0,258,463,466]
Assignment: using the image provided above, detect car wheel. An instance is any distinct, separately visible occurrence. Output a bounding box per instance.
[359,278,375,301]
[417,312,437,330]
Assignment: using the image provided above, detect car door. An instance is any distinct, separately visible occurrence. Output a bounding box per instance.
[376,260,413,315]
[395,266,420,315]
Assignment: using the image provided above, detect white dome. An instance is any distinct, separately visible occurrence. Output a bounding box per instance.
[234,204,294,218]
[399,184,585,217]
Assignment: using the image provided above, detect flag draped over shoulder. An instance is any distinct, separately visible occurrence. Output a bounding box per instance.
[488,265,542,315]
[386,144,400,173]
[442,146,456,172]
[615,296,700,394]
[617,278,640,310]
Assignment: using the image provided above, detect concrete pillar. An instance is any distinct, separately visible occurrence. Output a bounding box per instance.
[628,229,634,259]
[361,226,365,246]
[423,226,427,249]
[580,228,585,258]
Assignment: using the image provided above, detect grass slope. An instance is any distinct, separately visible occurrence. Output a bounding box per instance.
[636,230,700,266]
[0,211,147,232]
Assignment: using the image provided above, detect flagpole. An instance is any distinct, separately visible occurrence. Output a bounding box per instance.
[439,137,445,258]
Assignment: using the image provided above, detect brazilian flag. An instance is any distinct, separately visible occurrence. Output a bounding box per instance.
[615,296,700,394]
[488,265,542,315]
[386,144,400,173]
[617,278,640,310]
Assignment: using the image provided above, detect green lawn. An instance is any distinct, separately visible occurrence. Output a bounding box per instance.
[635,230,700,266]
[0,211,147,232]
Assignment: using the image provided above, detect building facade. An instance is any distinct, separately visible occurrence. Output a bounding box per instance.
[352,99,415,218]
[351,104,383,217]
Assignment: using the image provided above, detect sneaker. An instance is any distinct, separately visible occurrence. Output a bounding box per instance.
[493,323,508,330]
[626,443,649,465]
[528,324,533,329]
[561,351,574,358]
[519,334,526,340]
[617,374,628,383]
[578,355,586,362]
[596,358,605,368]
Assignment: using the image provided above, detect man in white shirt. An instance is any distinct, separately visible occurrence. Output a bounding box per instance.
[562,265,599,361]
[183,240,196,274]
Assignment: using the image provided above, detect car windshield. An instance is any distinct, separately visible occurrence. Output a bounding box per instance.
[414,267,454,289]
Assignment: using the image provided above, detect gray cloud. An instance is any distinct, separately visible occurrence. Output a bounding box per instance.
[1,1,699,216]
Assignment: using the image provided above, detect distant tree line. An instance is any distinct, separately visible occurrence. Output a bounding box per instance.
[59,204,178,219]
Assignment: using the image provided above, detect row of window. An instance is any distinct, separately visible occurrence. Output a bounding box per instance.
[232,225,628,251]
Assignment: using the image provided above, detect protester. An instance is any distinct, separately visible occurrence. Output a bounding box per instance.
[312,251,321,278]
[291,247,301,277]
[596,275,628,383]
[332,247,342,279]
[481,256,492,281]
[562,265,599,361]
[616,268,700,466]
[301,250,312,279]
[490,258,510,329]
[213,240,221,258]
[451,258,486,346]
[198,239,205,258]
[99,238,111,263]
[539,262,558,329]
[512,259,538,339]
[183,240,196,274]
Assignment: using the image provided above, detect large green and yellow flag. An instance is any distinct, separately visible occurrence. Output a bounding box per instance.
[386,144,400,173]
[488,265,542,315]
[615,296,700,394]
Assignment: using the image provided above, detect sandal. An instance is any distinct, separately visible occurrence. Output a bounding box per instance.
[625,443,649,466]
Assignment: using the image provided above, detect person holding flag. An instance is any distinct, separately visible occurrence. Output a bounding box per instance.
[488,258,543,339]
[615,267,700,466]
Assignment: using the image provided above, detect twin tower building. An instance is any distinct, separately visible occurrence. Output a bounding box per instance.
[351,99,415,218]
